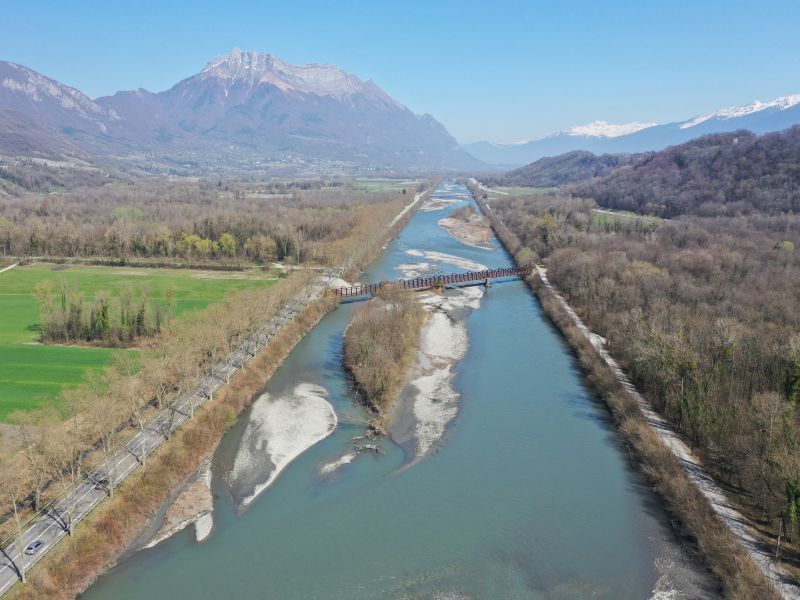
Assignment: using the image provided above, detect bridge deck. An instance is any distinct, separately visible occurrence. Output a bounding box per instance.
[331,266,533,299]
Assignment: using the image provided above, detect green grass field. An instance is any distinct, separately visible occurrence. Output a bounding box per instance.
[496,186,553,197]
[0,263,277,420]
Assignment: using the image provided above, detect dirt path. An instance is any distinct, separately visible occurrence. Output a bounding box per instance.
[0,262,19,275]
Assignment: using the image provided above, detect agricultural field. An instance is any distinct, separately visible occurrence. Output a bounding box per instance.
[352,178,421,193]
[591,208,663,226]
[0,262,277,419]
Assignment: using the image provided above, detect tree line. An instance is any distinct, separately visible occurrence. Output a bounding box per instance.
[485,150,633,188]
[33,279,172,346]
[0,179,405,265]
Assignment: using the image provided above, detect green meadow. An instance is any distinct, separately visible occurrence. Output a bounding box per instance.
[591,208,662,226]
[352,178,421,193]
[0,263,277,420]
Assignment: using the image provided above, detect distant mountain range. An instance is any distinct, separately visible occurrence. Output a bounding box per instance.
[571,126,800,217]
[465,95,800,166]
[0,50,481,173]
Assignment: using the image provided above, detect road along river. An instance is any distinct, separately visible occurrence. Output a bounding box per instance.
[81,182,720,599]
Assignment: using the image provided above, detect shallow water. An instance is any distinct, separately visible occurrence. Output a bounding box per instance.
[82,183,718,599]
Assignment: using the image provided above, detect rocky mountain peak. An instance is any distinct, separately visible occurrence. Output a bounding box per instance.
[198,48,390,102]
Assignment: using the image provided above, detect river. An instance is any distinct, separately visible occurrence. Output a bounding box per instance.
[81,182,718,599]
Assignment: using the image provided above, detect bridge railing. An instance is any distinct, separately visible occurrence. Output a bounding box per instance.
[331,266,532,297]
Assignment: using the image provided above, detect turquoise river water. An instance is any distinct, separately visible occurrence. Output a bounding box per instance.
[81,183,719,599]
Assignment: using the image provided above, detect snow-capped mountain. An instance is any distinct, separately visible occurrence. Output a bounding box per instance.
[680,95,800,129]
[465,93,800,166]
[0,51,481,171]
[563,121,657,138]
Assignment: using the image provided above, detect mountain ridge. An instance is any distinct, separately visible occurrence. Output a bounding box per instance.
[465,92,800,166]
[0,50,481,173]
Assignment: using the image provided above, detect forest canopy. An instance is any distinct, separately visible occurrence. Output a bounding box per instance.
[485,150,634,188]
[0,179,406,266]
[571,126,800,217]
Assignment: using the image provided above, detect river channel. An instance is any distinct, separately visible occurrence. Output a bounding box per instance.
[81,182,718,599]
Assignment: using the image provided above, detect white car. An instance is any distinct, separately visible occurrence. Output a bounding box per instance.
[24,540,44,555]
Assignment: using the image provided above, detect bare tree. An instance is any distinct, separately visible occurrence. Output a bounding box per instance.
[0,469,31,583]
[10,409,49,511]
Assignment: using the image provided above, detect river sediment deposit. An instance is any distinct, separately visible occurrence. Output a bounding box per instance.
[82,182,721,600]
[437,210,494,250]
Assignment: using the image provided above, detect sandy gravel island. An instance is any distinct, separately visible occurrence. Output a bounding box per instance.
[404,249,487,272]
[438,214,495,250]
[421,197,464,212]
[319,451,358,475]
[228,382,337,507]
[388,258,485,462]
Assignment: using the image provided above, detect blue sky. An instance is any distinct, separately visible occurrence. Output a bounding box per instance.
[2,0,799,143]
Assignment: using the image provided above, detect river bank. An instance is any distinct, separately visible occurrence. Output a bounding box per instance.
[472,185,781,599]
[143,459,214,549]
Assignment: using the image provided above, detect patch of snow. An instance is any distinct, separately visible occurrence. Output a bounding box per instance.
[200,48,403,107]
[680,94,800,129]
[564,120,657,138]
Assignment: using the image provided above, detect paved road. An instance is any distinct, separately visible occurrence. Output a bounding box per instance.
[0,283,322,596]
